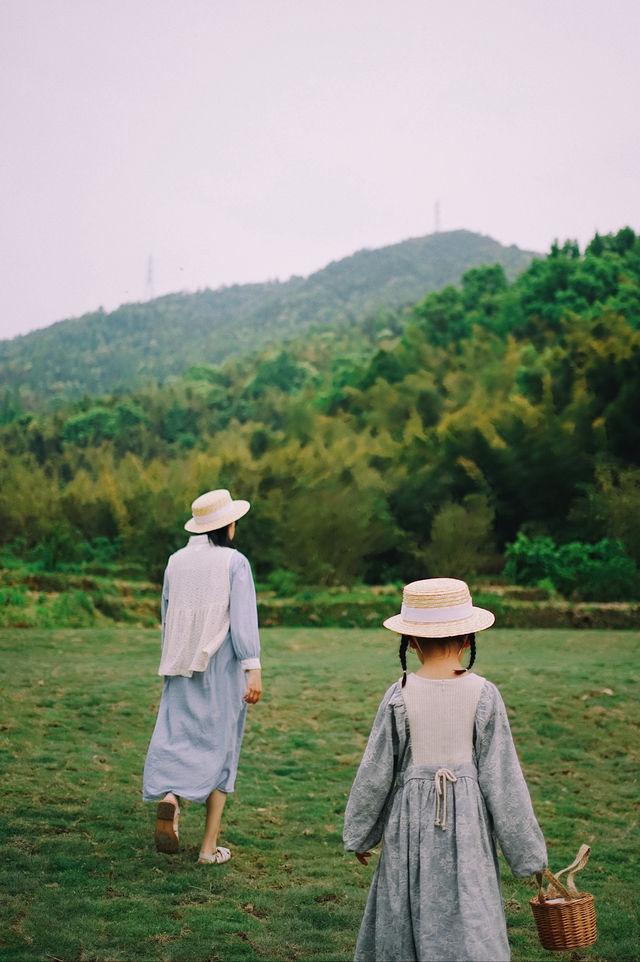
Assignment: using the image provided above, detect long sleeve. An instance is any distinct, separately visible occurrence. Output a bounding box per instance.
[475,681,547,877]
[343,683,408,853]
[160,567,169,649]
[229,552,261,669]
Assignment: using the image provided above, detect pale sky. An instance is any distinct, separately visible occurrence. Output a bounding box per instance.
[1,0,638,340]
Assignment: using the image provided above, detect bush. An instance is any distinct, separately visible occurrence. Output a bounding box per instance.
[93,592,128,622]
[504,533,640,601]
[0,537,27,569]
[0,534,123,576]
[265,568,300,597]
[50,590,96,627]
[0,585,27,607]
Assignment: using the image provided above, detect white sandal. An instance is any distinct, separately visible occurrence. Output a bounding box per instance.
[198,846,231,865]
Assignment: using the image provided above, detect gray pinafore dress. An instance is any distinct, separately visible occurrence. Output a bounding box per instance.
[343,676,547,962]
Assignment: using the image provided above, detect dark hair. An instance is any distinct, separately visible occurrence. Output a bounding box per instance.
[206,524,234,548]
[465,633,477,671]
[399,635,410,687]
[399,632,476,686]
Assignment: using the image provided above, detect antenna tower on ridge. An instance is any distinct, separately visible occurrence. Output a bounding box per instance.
[146,256,154,301]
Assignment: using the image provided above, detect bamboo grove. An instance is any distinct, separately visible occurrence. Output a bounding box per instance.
[1,228,639,596]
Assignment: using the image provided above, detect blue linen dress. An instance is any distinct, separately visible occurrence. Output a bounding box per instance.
[142,545,261,803]
[343,679,547,962]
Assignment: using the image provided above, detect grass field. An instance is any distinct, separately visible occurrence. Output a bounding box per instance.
[1,626,638,962]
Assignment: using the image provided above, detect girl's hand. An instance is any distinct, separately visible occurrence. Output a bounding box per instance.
[244,669,262,704]
[355,851,373,865]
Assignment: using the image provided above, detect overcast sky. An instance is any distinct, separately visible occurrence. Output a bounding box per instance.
[1,0,638,341]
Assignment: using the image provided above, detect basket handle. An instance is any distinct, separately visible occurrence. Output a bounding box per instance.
[536,869,572,902]
[554,844,591,898]
[537,845,591,902]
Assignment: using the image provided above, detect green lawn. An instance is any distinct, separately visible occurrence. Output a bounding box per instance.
[1,626,638,961]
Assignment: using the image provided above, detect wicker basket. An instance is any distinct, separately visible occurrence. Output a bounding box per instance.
[529,844,597,951]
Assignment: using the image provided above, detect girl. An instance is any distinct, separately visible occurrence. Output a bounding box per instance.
[143,488,262,865]
[343,578,547,962]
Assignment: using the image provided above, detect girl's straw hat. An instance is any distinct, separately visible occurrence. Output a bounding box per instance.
[383,578,495,638]
[184,489,250,533]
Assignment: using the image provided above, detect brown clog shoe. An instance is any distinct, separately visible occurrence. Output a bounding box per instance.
[155,799,180,854]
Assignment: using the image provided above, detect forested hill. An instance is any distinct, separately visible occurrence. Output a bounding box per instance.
[0,230,535,404]
[1,227,639,591]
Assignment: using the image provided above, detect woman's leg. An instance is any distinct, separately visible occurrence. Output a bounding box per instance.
[200,789,227,857]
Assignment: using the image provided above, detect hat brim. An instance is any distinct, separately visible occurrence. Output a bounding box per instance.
[383,606,495,638]
[184,500,250,533]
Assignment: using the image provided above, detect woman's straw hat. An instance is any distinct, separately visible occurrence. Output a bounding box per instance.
[184,489,250,533]
[383,578,495,638]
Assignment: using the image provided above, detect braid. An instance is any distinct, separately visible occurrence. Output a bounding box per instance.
[467,633,476,670]
[399,635,410,687]
[454,632,477,673]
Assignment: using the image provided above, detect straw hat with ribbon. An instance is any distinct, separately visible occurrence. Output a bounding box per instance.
[383,578,495,638]
[184,489,250,534]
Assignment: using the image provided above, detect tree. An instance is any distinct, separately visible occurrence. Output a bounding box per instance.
[412,286,468,348]
[421,495,497,577]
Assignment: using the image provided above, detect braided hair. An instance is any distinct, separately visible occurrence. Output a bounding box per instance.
[466,633,477,670]
[399,635,410,687]
[455,633,476,673]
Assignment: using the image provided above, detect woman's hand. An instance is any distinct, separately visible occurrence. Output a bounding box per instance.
[355,851,373,866]
[244,669,262,704]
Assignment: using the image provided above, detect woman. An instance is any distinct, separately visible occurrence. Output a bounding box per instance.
[343,578,547,961]
[143,488,262,865]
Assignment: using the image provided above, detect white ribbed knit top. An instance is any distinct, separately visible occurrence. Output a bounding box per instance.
[401,672,487,766]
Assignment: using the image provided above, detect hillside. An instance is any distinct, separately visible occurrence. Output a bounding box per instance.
[1,227,638,594]
[0,230,536,403]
